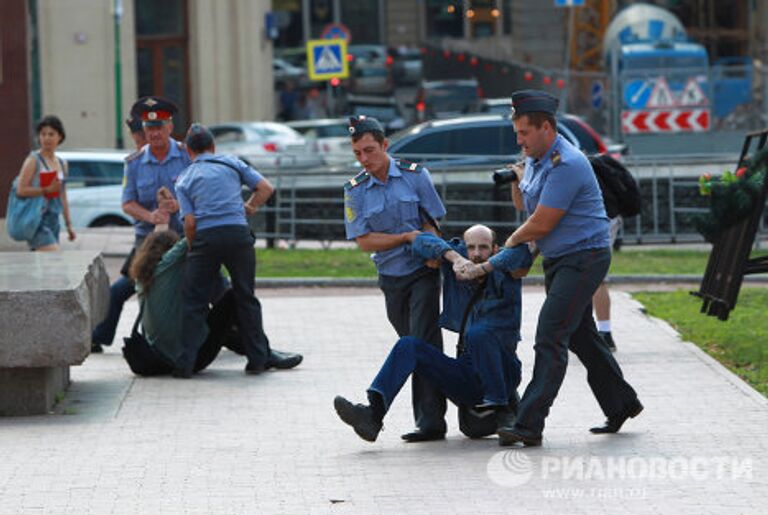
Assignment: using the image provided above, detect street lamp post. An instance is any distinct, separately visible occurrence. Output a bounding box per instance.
[113,0,124,149]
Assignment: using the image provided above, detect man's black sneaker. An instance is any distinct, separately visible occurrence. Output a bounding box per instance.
[333,396,382,442]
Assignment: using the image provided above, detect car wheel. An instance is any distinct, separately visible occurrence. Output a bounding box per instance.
[90,215,131,227]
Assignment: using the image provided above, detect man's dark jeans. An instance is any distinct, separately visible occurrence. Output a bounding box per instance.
[379,267,447,435]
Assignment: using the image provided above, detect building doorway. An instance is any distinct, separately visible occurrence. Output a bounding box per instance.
[135,0,190,136]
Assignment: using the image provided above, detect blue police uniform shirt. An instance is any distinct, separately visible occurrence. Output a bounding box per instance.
[344,156,446,277]
[122,140,190,239]
[175,152,264,232]
[411,233,530,342]
[518,134,610,258]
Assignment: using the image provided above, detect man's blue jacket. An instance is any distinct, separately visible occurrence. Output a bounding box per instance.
[411,233,533,344]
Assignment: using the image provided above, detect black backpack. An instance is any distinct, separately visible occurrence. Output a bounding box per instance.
[589,154,642,218]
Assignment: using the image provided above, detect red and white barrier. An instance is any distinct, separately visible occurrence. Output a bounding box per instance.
[621,109,710,134]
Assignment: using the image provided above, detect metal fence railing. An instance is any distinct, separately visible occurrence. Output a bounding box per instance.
[59,154,767,247]
[245,155,768,247]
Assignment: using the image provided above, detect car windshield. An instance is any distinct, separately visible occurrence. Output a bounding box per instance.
[392,124,521,158]
[315,125,349,138]
[559,118,600,154]
[356,68,388,78]
[425,85,478,110]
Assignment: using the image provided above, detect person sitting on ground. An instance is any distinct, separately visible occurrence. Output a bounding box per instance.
[123,230,302,376]
[333,224,532,442]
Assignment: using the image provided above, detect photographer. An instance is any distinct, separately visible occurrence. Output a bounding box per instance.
[470,89,642,447]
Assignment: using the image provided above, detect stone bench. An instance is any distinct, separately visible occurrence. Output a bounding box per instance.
[0,251,109,415]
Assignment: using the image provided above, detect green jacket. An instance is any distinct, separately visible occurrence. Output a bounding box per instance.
[136,239,207,364]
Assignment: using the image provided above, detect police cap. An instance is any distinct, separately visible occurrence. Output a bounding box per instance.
[125,116,143,134]
[348,115,384,137]
[510,89,558,117]
[131,96,179,127]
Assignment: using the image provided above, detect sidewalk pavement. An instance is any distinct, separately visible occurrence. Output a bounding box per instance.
[1,286,766,514]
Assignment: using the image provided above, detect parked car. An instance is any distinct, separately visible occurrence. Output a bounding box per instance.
[347,44,390,67]
[57,149,130,228]
[208,122,323,169]
[387,113,584,168]
[390,47,423,85]
[479,98,627,158]
[287,118,354,167]
[59,149,128,188]
[348,62,394,95]
[412,79,482,124]
[346,94,406,135]
[273,57,308,87]
[66,184,130,228]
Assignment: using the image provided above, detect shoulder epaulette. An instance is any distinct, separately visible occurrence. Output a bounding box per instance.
[551,150,562,167]
[395,159,424,173]
[175,140,187,151]
[125,147,144,162]
[344,170,370,190]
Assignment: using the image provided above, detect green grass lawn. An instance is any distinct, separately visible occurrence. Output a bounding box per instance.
[255,247,768,278]
[633,289,768,397]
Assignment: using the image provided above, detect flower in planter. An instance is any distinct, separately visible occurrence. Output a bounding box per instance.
[692,149,768,242]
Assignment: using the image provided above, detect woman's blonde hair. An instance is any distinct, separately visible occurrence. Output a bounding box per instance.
[129,230,180,294]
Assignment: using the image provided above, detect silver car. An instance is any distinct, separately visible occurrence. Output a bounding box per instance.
[286,118,355,167]
[208,122,323,169]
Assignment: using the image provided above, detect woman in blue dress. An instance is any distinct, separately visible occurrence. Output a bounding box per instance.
[15,115,76,250]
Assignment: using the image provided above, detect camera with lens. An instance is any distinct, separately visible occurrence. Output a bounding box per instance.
[492,169,519,186]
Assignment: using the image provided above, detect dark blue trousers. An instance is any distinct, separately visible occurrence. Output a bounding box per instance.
[379,268,446,434]
[92,236,147,346]
[92,275,135,345]
[177,225,270,373]
[368,331,521,415]
[513,247,639,438]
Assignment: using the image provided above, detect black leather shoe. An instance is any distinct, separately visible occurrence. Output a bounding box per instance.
[590,400,643,434]
[497,428,542,447]
[91,343,104,354]
[400,430,446,443]
[267,350,303,370]
[245,363,266,375]
[172,368,192,379]
[333,396,382,442]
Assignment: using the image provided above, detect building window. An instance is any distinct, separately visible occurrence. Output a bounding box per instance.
[502,0,513,35]
[426,0,464,39]
[341,0,380,44]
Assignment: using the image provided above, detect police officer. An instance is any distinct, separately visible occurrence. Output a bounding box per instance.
[91,96,189,352]
[126,113,147,150]
[173,124,302,377]
[343,115,447,442]
[333,225,532,442]
[486,90,642,447]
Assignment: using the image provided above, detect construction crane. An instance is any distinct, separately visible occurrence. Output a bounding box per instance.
[568,0,616,72]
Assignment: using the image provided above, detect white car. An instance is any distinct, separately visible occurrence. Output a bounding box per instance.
[66,184,129,228]
[59,149,133,228]
[208,122,324,170]
[286,118,356,167]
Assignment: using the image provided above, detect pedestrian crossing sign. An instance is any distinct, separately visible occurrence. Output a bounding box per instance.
[306,39,349,81]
